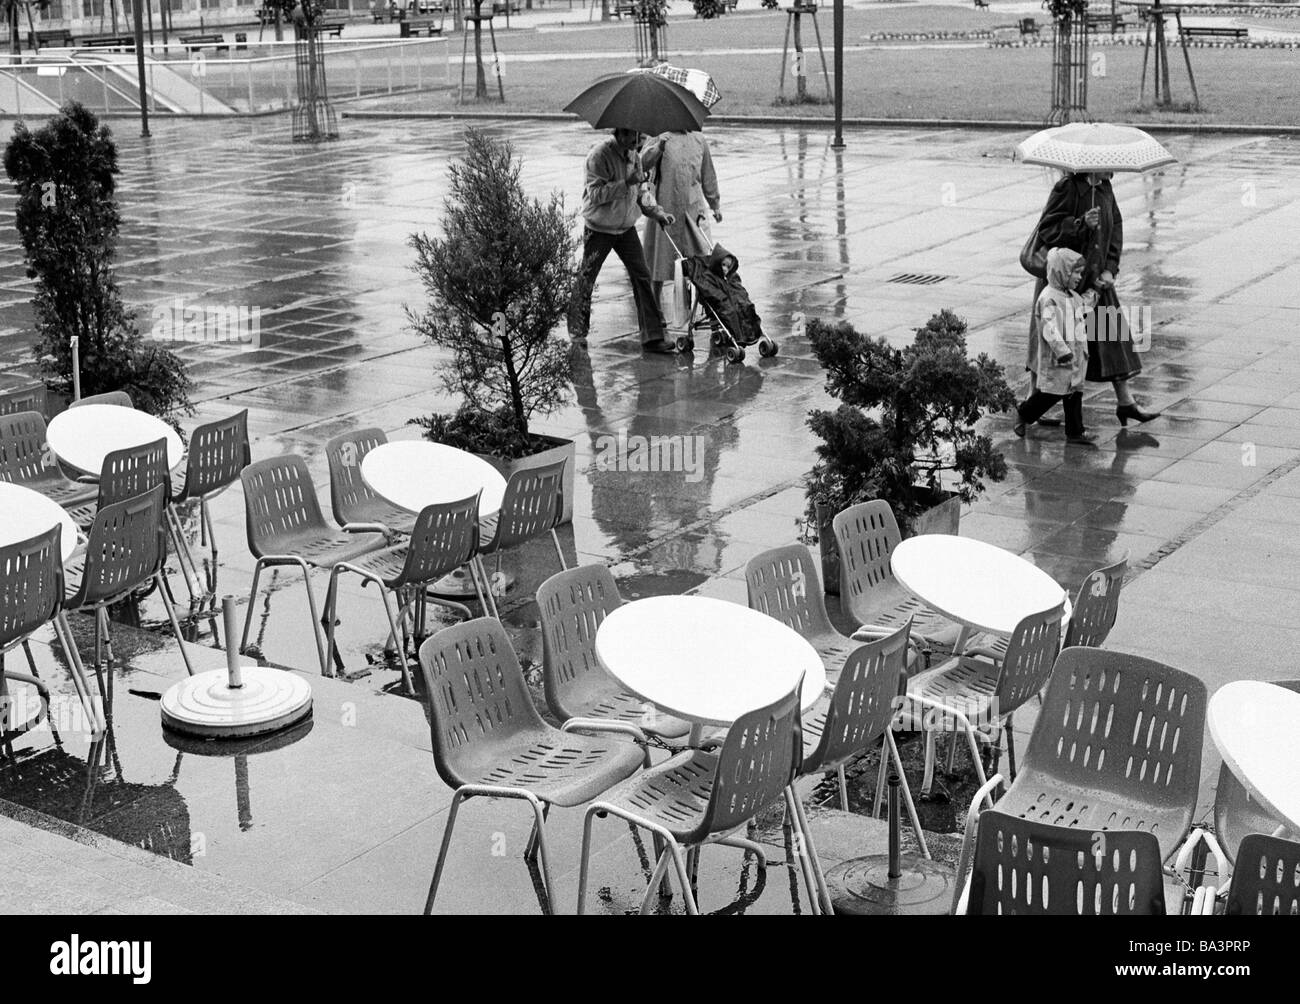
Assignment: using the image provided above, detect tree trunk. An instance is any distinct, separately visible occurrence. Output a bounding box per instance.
[793,14,805,102]
[473,3,486,99]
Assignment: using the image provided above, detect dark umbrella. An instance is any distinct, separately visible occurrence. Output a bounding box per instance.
[564,73,710,135]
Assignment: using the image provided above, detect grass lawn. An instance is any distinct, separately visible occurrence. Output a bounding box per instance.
[446,37,1300,126]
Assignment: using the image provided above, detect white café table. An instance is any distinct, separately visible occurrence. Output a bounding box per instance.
[360,441,508,521]
[595,595,827,746]
[1208,681,1300,836]
[45,403,185,477]
[0,482,80,564]
[890,534,1071,648]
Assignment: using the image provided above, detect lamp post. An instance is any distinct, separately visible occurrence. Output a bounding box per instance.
[832,0,844,149]
[132,0,150,137]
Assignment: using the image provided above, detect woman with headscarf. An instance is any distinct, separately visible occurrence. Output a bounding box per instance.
[1016,247,1094,445]
[1029,170,1160,429]
[640,131,722,318]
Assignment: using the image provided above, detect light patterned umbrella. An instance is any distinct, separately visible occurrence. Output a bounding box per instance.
[629,64,722,109]
[1015,122,1177,173]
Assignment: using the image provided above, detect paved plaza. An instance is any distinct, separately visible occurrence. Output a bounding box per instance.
[1,116,1299,913]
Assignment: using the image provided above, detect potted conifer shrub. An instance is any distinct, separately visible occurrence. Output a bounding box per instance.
[408,129,579,521]
[803,310,1015,592]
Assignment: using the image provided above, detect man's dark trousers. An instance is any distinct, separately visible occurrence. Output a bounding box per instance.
[568,226,666,345]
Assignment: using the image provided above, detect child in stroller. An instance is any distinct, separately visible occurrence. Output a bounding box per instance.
[667,218,778,363]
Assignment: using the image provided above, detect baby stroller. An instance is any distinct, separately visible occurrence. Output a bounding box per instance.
[660,215,777,363]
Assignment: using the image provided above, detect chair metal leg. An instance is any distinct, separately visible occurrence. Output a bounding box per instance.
[524,801,551,863]
[323,566,345,680]
[669,839,699,915]
[875,736,889,817]
[781,789,821,915]
[790,788,833,915]
[1006,713,1018,782]
[577,805,599,916]
[53,611,104,735]
[425,788,468,915]
[886,728,930,860]
[551,528,566,571]
[378,585,415,695]
[639,849,675,915]
[962,721,991,794]
[474,555,501,620]
[837,765,849,811]
[946,730,959,773]
[239,560,265,656]
[921,729,936,795]
[157,573,196,677]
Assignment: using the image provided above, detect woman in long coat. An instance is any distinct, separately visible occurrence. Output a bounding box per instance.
[641,131,723,309]
[1029,170,1160,428]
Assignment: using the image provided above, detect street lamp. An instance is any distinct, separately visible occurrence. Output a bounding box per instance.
[832,0,843,149]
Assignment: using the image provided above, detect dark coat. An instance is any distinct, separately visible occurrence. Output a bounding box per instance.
[1029,175,1141,382]
[682,244,764,347]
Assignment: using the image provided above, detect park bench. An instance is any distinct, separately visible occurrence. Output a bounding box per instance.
[492,0,522,13]
[320,19,346,37]
[1085,12,1127,32]
[400,17,443,36]
[257,6,277,25]
[81,35,136,48]
[721,0,738,10]
[180,33,228,52]
[1018,16,1039,37]
[1180,25,1248,40]
[974,0,989,9]
[613,1,638,18]
[30,28,75,47]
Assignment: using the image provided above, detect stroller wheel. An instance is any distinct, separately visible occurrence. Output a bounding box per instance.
[726,345,745,364]
[676,335,694,353]
[711,330,726,348]
[759,338,778,358]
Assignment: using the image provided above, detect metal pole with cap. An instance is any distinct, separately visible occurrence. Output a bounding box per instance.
[133,0,151,137]
[832,0,844,150]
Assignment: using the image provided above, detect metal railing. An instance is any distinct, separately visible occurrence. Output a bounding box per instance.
[0,37,449,117]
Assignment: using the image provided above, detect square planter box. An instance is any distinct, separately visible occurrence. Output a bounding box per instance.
[477,434,576,524]
[817,490,961,596]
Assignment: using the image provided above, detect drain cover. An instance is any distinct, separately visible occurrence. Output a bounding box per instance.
[887,272,951,286]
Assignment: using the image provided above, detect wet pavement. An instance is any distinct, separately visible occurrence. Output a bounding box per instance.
[1,117,1298,912]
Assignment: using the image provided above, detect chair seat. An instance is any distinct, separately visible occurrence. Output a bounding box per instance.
[898,654,999,727]
[457,725,644,808]
[21,471,97,508]
[808,629,857,683]
[260,529,388,569]
[800,695,832,765]
[855,585,963,651]
[341,547,410,588]
[62,557,143,611]
[346,497,417,535]
[995,767,1194,862]
[64,500,97,530]
[597,748,719,843]
[564,683,692,741]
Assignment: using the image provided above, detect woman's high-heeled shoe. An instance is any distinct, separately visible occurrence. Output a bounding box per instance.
[1116,403,1161,426]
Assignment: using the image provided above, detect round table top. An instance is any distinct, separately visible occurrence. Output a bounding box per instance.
[361,441,507,521]
[595,595,827,728]
[46,404,185,476]
[1208,681,1300,834]
[891,534,1070,637]
[0,482,79,564]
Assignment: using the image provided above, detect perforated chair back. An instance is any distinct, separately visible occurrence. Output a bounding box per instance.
[803,622,910,776]
[966,810,1166,915]
[324,427,388,527]
[0,411,51,485]
[1020,647,1206,837]
[69,484,168,608]
[417,617,548,791]
[0,382,46,417]
[481,460,566,554]
[832,500,903,627]
[696,679,803,839]
[97,438,170,510]
[0,525,64,649]
[393,494,481,588]
[71,390,133,409]
[995,601,1066,715]
[240,455,331,559]
[744,544,836,641]
[178,409,250,503]
[1224,834,1300,916]
[1214,679,1300,864]
[536,563,624,722]
[1064,554,1128,648]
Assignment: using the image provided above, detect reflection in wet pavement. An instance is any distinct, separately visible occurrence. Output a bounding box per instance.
[1,117,1298,913]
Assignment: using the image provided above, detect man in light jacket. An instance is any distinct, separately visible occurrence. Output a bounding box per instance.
[568,127,678,354]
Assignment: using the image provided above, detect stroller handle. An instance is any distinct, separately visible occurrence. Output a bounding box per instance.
[658,212,715,261]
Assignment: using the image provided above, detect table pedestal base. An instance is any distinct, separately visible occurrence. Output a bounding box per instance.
[824,855,954,916]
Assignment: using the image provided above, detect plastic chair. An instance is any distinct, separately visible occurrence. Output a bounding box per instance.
[418,618,644,914]
[475,460,567,619]
[324,494,483,695]
[831,500,963,659]
[536,564,690,743]
[64,484,196,696]
[1221,834,1300,916]
[238,455,388,675]
[578,678,821,915]
[994,647,1207,863]
[744,543,861,679]
[0,410,97,507]
[957,807,1166,915]
[0,382,46,417]
[794,622,928,914]
[65,438,171,529]
[70,390,133,409]
[902,600,1064,796]
[167,409,251,609]
[324,427,415,535]
[968,554,1128,664]
[1,526,63,751]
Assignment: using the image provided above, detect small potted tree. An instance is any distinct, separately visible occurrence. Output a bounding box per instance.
[803,310,1015,592]
[409,129,579,520]
[634,0,669,66]
[3,102,193,425]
